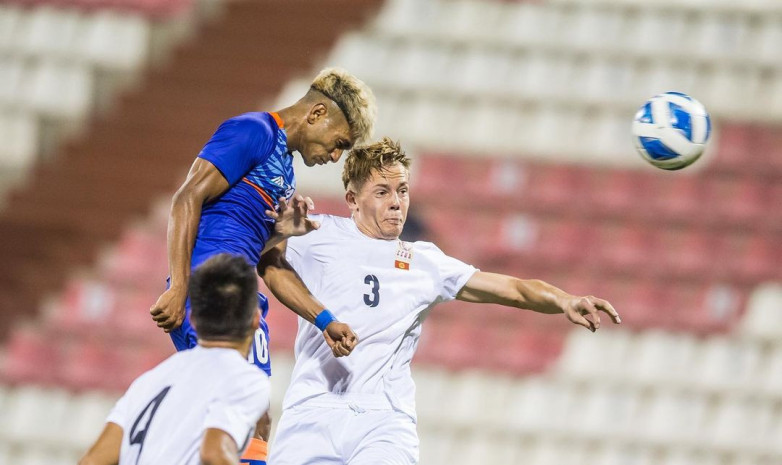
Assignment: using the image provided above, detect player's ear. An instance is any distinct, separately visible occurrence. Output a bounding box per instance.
[307,103,328,124]
[345,189,358,211]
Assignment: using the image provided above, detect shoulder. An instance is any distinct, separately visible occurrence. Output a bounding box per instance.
[220,112,276,138]
[219,358,270,400]
[411,240,447,257]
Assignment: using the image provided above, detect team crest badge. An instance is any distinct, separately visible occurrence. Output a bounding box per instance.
[395,241,413,270]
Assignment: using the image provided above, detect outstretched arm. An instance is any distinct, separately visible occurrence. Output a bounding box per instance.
[150,158,230,332]
[258,241,358,357]
[456,272,621,332]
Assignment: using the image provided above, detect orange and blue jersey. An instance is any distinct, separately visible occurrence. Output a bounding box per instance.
[192,111,295,271]
[169,112,292,376]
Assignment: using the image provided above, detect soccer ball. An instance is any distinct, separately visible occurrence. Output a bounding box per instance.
[632,91,711,170]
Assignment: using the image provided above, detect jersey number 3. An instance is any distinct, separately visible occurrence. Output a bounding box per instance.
[363,274,380,307]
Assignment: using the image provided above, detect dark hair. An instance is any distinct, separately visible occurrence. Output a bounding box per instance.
[189,254,257,341]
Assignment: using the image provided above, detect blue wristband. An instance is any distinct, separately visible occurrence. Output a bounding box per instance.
[314,309,338,332]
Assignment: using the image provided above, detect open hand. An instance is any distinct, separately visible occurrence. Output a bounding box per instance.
[563,296,621,332]
[267,195,320,238]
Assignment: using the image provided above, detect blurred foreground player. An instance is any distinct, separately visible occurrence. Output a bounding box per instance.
[149,68,374,463]
[260,139,622,464]
[80,254,270,465]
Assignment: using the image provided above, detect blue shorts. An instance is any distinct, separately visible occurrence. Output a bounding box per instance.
[169,291,272,376]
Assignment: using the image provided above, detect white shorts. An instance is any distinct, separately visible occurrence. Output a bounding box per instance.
[269,396,419,465]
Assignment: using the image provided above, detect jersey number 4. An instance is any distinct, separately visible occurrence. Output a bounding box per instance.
[129,386,171,465]
[363,274,380,307]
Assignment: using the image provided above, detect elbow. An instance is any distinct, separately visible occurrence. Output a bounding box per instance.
[77,455,97,465]
[200,450,231,465]
[256,250,284,279]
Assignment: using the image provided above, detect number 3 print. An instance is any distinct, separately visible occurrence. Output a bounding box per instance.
[363,274,380,307]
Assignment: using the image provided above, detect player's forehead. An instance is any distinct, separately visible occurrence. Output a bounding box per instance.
[367,163,408,187]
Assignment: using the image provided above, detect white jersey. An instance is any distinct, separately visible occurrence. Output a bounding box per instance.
[106,346,269,465]
[284,215,477,420]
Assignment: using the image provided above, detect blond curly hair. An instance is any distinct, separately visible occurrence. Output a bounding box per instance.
[310,67,377,145]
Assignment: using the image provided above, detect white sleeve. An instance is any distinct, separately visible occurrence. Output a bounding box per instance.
[203,371,270,450]
[285,214,325,275]
[421,242,479,301]
[105,391,131,428]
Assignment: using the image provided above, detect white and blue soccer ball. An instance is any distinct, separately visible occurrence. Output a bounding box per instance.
[632,91,711,170]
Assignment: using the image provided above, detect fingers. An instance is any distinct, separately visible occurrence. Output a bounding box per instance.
[305,196,315,211]
[307,219,321,231]
[580,298,601,331]
[332,342,351,357]
[571,312,596,332]
[594,298,621,324]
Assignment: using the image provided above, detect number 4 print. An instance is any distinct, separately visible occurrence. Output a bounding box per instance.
[129,386,171,465]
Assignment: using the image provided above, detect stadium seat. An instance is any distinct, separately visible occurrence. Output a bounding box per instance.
[456,433,523,465]
[705,395,774,453]
[2,325,59,385]
[412,366,450,426]
[435,370,513,429]
[624,330,699,387]
[0,110,39,171]
[659,450,722,465]
[0,57,26,109]
[416,427,458,465]
[556,328,632,381]
[634,390,707,446]
[19,6,85,60]
[590,445,656,465]
[566,384,642,440]
[82,11,150,71]
[25,60,93,120]
[502,378,571,435]
[65,390,120,450]
[0,385,69,444]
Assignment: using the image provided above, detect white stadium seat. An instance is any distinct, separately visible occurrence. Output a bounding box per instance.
[590,445,657,465]
[19,6,85,60]
[82,11,149,71]
[704,395,775,452]
[740,283,782,342]
[556,328,632,380]
[564,384,641,441]
[25,60,93,120]
[0,57,27,109]
[0,385,70,445]
[0,5,25,56]
[0,110,39,172]
[66,390,121,450]
[659,450,722,465]
[690,337,762,393]
[634,390,707,445]
[625,330,699,387]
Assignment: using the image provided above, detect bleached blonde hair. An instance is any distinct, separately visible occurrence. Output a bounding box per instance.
[310,67,376,145]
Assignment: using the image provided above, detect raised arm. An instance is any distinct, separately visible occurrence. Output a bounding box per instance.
[258,241,358,357]
[150,158,230,332]
[456,271,621,332]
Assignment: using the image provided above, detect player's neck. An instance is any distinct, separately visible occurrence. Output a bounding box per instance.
[276,105,304,152]
[198,339,251,357]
